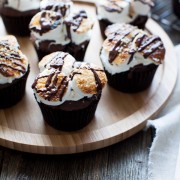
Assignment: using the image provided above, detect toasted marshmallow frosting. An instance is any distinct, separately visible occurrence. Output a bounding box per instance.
[32,51,107,106]
[38,51,75,73]
[40,0,73,17]
[29,10,70,47]
[64,10,94,45]
[29,9,93,47]
[96,0,154,23]
[100,23,165,75]
[0,36,29,84]
[0,0,40,11]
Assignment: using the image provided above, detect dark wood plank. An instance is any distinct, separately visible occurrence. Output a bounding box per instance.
[0,128,152,180]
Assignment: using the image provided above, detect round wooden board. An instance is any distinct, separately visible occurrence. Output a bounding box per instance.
[0,1,177,154]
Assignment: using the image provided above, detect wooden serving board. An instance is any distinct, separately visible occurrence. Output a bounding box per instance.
[0,1,177,154]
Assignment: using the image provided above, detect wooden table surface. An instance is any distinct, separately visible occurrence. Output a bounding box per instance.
[0,4,180,180]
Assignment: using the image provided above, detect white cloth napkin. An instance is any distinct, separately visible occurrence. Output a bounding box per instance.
[148,45,180,180]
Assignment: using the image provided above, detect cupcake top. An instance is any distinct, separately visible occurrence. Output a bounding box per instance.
[100,23,165,75]
[0,0,40,12]
[0,35,29,84]
[96,0,154,24]
[40,0,73,17]
[29,9,94,47]
[29,10,70,46]
[32,51,107,106]
[64,10,94,44]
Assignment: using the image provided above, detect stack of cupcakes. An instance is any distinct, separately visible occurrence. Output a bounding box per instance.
[29,0,94,61]
[100,23,165,93]
[96,0,154,38]
[0,35,30,108]
[32,51,107,131]
[0,0,41,36]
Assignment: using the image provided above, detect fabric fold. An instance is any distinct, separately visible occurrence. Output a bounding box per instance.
[148,45,180,180]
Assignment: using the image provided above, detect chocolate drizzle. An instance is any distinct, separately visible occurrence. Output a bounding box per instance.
[30,11,62,35]
[46,52,68,71]
[64,10,87,41]
[107,25,164,64]
[89,67,102,93]
[109,30,131,63]
[0,40,27,77]
[32,53,105,102]
[32,70,70,101]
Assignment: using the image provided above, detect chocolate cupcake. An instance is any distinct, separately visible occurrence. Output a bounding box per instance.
[29,10,93,61]
[40,0,73,18]
[0,0,40,36]
[0,35,29,108]
[100,23,165,93]
[32,51,107,131]
[96,0,154,38]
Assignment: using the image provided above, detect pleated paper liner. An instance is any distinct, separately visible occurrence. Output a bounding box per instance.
[0,66,30,109]
[104,64,158,93]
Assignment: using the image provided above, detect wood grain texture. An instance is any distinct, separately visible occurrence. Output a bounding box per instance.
[0,128,152,180]
[0,2,177,154]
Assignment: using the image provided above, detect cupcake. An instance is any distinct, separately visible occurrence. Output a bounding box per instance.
[0,35,29,108]
[0,0,40,36]
[29,10,94,61]
[100,23,165,93]
[32,51,107,131]
[96,0,154,38]
[40,0,73,18]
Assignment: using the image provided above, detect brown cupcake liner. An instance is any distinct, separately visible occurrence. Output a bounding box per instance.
[68,41,89,62]
[35,41,89,62]
[0,66,30,109]
[36,96,100,131]
[98,19,112,39]
[1,14,33,36]
[98,15,148,39]
[105,64,158,93]
[130,15,148,29]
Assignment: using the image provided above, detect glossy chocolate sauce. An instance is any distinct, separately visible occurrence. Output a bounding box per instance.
[109,30,131,63]
[45,52,68,71]
[0,41,26,77]
[108,29,164,64]
[32,58,104,102]
[30,11,62,35]
[32,53,69,101]
[64,10,87,41]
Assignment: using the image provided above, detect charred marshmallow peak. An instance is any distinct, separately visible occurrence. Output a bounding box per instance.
[1,0,40,12]
[64,10,94,44]
[38,51,76,73]
[0,35,29,84]
[0,35,20,50]
[40,0,73,17]
[29,10,62,35]
[29,10,70,47]
[32,51,107,106]
[100,23,165,75]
